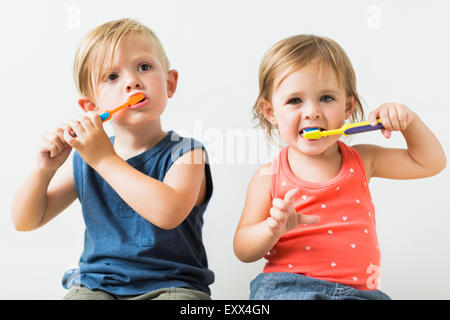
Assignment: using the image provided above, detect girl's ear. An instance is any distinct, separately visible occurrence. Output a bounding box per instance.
[78,96,98,112]
[166,69,178,98]
[260,99,277,125]
[344,96,356,120]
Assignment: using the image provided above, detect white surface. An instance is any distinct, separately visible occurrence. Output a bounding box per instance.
[1,0,449,299]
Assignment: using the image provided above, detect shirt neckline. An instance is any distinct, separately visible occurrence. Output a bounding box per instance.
[110,130,174,165]
[281,140,350,189]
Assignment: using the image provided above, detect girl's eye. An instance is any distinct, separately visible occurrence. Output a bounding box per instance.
[320,95,335,103]
[138,63,152,72]
[287,97,302,105]
[106,73,119,82]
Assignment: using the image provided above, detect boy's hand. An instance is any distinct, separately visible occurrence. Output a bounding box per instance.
[37,124,72,172]
[368,103,416,139]
[63,111,116,168]
[265,188,320,238]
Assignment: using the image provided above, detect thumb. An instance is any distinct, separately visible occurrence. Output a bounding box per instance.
[297,213,320,225]
[381,129,391,139]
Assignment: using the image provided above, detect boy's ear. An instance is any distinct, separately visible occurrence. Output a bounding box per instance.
[344,96,356,120]
[166,69,178,98]
[78,96,98,113]
[259,99,277,125]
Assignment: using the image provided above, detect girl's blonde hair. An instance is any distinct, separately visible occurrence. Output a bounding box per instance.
[253,34,364,142]
[73,18,170,100]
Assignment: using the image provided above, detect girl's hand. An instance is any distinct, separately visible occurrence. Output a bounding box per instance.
[368,103,415,139]
[265,188,320,238]
[37,124,72,172]
[63,111,116,168]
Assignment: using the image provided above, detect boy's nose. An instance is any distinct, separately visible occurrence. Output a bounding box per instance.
[126,81,141,91]
[125,75,143,92]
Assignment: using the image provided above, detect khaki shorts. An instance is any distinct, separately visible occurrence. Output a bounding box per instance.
[63,285,211,300]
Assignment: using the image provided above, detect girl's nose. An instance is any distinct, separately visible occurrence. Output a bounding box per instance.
[302,102,321,120]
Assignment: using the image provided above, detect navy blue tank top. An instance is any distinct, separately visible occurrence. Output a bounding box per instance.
[62,131,214,296]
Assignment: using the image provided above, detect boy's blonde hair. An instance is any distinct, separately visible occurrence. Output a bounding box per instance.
[74,18,170,100]
[253,34,364,142]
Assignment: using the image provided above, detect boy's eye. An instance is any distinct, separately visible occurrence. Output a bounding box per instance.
[286,97,302,105]
[138,63,152,72]
[106,73,119,82]
[320,95,335,103]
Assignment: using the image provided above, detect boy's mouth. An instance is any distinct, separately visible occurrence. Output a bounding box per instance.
[129,94,149,110]
[129,98,149,110]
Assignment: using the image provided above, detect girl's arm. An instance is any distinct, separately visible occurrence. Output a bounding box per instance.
[12,125,77,231]
[234,164,279,262]
[233,163,319,263]
[355,103,446,180]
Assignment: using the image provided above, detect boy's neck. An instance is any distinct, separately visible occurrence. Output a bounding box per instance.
[112,118,167,159]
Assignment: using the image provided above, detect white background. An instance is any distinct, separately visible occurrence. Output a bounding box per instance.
[1,0,449,299]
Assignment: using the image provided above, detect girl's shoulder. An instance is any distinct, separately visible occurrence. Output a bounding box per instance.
[351,143,381,181]
[247,162,273,195]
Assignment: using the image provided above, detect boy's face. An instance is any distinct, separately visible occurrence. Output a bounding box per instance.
[85,32,177,126]
[263,60,355,156]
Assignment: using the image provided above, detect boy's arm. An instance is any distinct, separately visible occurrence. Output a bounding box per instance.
[63,112,207,230]
[93,148,206,230]
[12,152,77,231]
[355,104,446,180]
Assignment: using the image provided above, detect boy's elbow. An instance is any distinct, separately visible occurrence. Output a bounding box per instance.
[143,205,191,231]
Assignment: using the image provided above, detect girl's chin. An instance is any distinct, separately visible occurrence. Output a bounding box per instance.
[289,136,336,155]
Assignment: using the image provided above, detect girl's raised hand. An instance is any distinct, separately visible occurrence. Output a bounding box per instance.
[265,188,320,238]
[368,103,415,139]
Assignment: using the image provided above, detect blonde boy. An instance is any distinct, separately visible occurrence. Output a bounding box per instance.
[12,18,214,300]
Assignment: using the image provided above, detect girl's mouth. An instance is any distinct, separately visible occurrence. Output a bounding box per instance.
[299,127,325,137]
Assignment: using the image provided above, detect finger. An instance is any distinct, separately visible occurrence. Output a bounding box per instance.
[63,127,80,149]
[69,120,85,137]
[379,108,393,131]
[388,106,401,131]
[77,115,94,131]
[270,207,288,223]
[58,123,74,141]
[40,139,59,158]
[87,111,103,129]
[272,198,288,210]
[283,188,298,204]
[265,217,279,231]
[381,129,391,139]
[43,132,64,156]
[297,213,320,225]
[368,110,380,126]
[396,106,408,131]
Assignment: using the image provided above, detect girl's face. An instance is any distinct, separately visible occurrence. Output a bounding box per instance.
[263,60,355,156]
[93,33,177,127]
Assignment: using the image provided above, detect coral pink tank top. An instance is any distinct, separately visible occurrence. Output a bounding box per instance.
[264,141,381,290]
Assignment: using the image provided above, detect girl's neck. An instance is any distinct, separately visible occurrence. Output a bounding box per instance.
[112,118,167,159]
[287,142,343,183]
